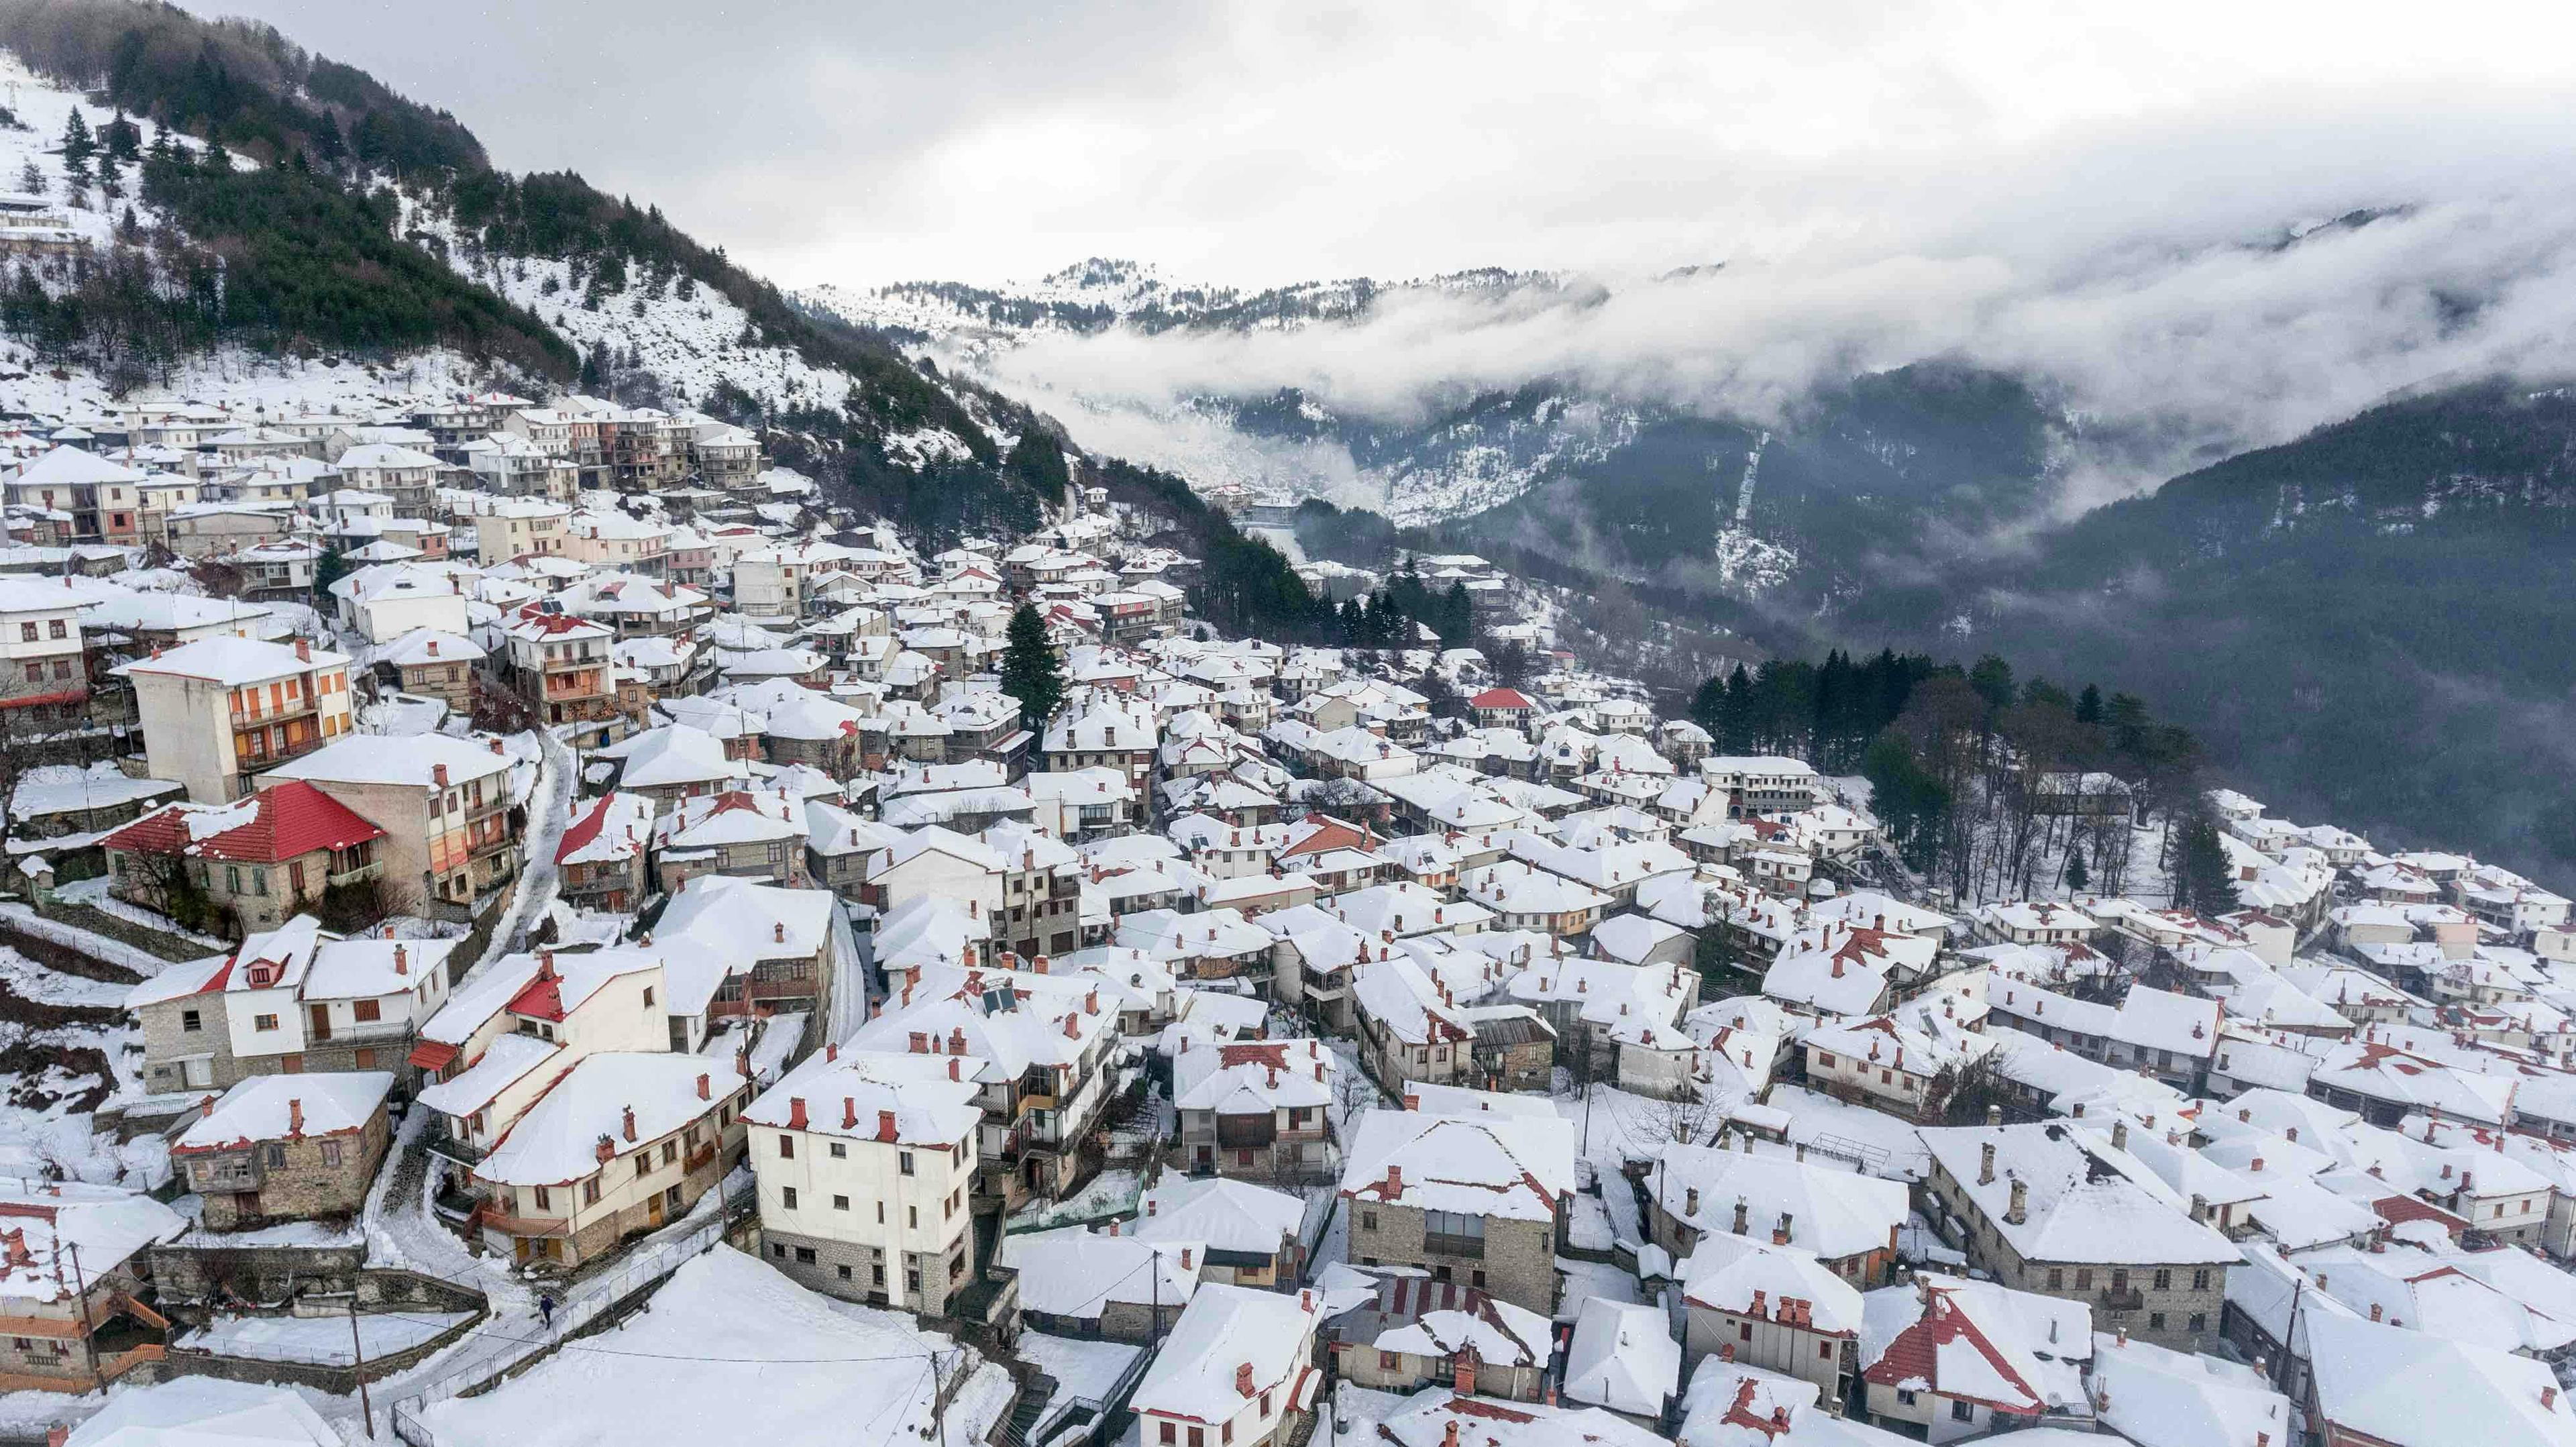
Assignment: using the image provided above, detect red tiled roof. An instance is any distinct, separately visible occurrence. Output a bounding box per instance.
[1860,1289,2043,1413]
[2373,1194,2470,1235]
[553,793,616,865]
[407,1040,459,1073]
[507,965,566,1023]
[1468,688,1535,710]
[101,782,386,865]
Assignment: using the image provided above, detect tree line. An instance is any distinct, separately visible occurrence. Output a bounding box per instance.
[1691,649,2244,913]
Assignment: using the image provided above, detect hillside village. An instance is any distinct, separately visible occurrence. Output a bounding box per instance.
[0,370,2548,1447]
[0,19,2561,1447]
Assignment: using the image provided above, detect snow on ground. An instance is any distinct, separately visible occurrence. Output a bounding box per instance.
[171,1198,364,1249]
[470,727,572,979]
[0,904,180,977]
[177,1311,476,1364]
[1554,1254,1646,1326]
[0,942,133,1009]
[419,1245,1008,1447]
[50,877,229,951]
[1010,1166,1143,1231]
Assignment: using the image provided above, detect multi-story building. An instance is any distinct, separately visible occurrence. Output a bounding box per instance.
[333,443,444,515]
[498,604,619,738]
[0,1182,187,1391]
[1340,1108,1576,1316]
[555,791,656,912]
[1132,1284,1325,1447]
[0,578,91,728]
[692,423,763,493]
[126,916,455,1091]
[1919,1122,2235,1352]
[467,1053,750,1267]
[101,782,390,936]
[460,498,570,564]
[118,637,356,803]
[264,734,519,910]
[1173,1038,1337,1181]
[848,973,1118,1208]
[745,1049,983,1314]
[563,511,670,575]
[170,1071,394,1228]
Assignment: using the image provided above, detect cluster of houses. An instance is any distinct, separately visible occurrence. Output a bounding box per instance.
[0,390,2569,1447]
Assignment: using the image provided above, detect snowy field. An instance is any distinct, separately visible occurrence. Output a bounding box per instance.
[176,1310,476,1364]
[419,1246,1012,1447]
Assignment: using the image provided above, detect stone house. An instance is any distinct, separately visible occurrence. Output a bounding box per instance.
[1171,1039,1336,1182]
[553,791,655,912]
[101,780,390,936]
[1324,1275,1552,1402]
[997,1226,1199,1341]
[468,1053,751,1269]
[1919,1122,2235,1352]
[1340,1109,1575,1317]
[170,1072,393,1229]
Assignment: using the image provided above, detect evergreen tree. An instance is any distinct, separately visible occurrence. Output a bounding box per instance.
[998,604,1065,733]
[2075,684,2104,726]
[15,162,41,197]
[59,110,92,182]
[2176,813,2242,916]
[2063,845,2089,892]
[1968,655,2016,712]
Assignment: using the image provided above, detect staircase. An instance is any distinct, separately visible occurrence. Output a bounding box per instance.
[993,1369,1059,1447]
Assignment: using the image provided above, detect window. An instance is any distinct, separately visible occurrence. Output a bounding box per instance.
[353,999,381,1023]
[795,1246,816,1264]
[1378,1351,1398,1371]
[319,1140,342,1167]
[1222,1424,1232,1445]
[45,621,62,641]
[2111,1269,2128,1293]
[1819,1341,1834,1360]
[534,1185,551,1211]
[636,1156,649,1179]
[584,1179,600,1205]
[2047,1268,2063,1289]
[2148,1312,2166,1332]
[2192,1268,2210,1291]
[643,987,655,1007]
[829,1142,847,1159]
[254,1014,279,1032]
[1951,1401,1977,1424]
[2075,1269,2093,1290]
[1423,1210,1487,1258]
[783,1187,800,1210]
[772,1243,787,1259]
[2188,1312,2206,1334]
[834,1195,850,1212]
[908,1205,918,1229]
[662,1140,678,1165]
[1739,1322,1754,1342]
[839,1265,853,1281]
[900,1152,915,1176]
[1896,1389,1918,1406]
[1161,1426,1177,1446]
[1360,1210,1377,1232]
[778,1134,795,1159]
[1189,1430,1204,1447]
[2153,1269,2171,1291]
[181,1010,201,1033]
[19,663,36,683]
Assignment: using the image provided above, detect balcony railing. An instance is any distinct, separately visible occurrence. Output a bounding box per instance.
[326,861,383,888]
[230,695,317,728]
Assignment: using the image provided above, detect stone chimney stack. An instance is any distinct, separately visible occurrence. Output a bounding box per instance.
[1980,1142,1997,1185]
[2006,1178,2029,1225]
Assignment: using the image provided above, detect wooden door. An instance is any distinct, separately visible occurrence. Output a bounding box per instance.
[647,1192,665,1228]
[308,1003,331,1040]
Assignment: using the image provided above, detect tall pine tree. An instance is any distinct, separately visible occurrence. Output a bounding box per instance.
[998,604,1065,733]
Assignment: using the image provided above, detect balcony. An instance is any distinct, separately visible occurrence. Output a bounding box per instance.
[2096,1287,2145,1312]
[684,1142,718,1173]
[326,859,383,888]
[230,694,317,729]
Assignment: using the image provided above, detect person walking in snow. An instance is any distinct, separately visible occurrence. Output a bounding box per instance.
[539,1293,556,1332]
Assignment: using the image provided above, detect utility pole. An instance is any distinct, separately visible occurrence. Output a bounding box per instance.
[347,1292,376,1440]
[65,1243,99,1391]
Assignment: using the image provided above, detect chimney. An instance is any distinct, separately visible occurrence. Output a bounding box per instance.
[2006,1179,2028,1225]
[909,1031,928,1054]
[1719,1342,1735,1364]
[1148,1199,1159,1216]
[1453,1346,1478,1397]
[433,763,449,788]
[877,1109,898,1142]
[1684,1186,1700,1218]
[1404,1093,1419,1110]
[1733,1198,1749,1236]
[1234,1362,1253,1399]
[1987,1104,2002,1127]
[1181,1247,1193,1271]
[1773,1212,1792,1246]
[1063,1013,1079,1039]
[1387,1164,1403,1195]
[697,1073,710,1100]
[622,1105,637,1142]
[826,1043,839,1064]
[1980,1142,1997,1185]
[788,1097,808,1130]
[1442,1424,1459,1447]
[295,638,311,661]
[287,1097,303,1136]
[947,1058,960,1081]
[2547,1387,2561,1411]
[774,922,786,943]
[2111,1120,2128,1151]
[394,944,407,975]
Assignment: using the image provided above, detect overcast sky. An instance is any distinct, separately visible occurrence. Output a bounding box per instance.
[193,1,2576,291]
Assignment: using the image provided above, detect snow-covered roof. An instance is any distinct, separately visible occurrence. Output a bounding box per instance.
[1918,1123,2238,1265]
[1131,1281,1321,1425]
[474,1052,746,1187]
[1340,1108,1576,1223]
[115,635,348,686]
[1564,1297,1681,1416]
[173,1071,392,1150]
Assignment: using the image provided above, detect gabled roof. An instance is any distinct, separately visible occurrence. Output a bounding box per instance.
[102,781,385,865]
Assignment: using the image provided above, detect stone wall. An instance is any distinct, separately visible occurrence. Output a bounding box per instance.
[1348,1199,1559,1318]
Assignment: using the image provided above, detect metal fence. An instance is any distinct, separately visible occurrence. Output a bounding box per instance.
[388,1207,735,1447]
